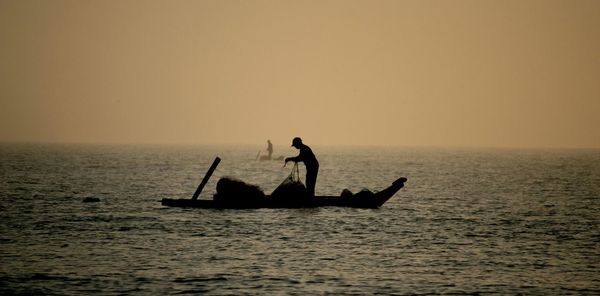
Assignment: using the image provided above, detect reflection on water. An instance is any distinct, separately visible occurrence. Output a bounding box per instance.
[1,144,599,294]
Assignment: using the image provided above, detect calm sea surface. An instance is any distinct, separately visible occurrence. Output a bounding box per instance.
[1,144,599,295]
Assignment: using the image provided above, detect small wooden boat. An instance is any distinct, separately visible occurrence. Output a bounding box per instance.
[160,157,407,209]
[161,177,407,209]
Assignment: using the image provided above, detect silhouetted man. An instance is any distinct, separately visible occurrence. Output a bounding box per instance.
[285,137,319,196]
[267,140,273,159]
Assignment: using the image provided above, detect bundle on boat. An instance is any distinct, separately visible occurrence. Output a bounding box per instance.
[214,177,267,204]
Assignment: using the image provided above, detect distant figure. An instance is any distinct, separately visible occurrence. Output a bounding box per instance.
[285,137,319,196]
[267,140,273,160]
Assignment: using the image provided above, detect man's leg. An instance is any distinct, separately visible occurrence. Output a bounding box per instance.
[306,166,318,197]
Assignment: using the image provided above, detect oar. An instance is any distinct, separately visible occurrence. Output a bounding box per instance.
[191,157,221,200]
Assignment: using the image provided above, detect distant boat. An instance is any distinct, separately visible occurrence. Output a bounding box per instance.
[258,155,284,161]
[161,178,407,209]
[256,150,284,161]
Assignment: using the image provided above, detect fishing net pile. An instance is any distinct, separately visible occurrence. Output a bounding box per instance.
[271,163,308,199]
[213,163,308,205]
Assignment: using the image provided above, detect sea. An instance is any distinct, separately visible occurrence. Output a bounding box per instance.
[1,143,599,295]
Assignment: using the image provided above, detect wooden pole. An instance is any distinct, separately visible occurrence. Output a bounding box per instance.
[191,157,221,200]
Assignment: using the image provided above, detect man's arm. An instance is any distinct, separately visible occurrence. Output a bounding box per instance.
[285,156,299,163]
[285,155,302,163]
[286,147,310,163]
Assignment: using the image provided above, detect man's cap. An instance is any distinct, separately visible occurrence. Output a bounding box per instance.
[292,137,302,146]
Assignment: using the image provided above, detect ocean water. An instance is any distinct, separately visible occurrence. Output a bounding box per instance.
[1,143,599,295]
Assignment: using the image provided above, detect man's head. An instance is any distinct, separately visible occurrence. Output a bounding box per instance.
[291,137,303,148]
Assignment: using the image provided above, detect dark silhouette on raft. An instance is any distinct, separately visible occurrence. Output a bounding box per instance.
[267,140,273,159]
[257,140,284,161]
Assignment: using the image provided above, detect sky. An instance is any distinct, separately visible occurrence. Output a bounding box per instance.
[1,0,599,148]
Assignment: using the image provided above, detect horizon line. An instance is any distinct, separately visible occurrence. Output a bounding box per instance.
[1,140,599,151]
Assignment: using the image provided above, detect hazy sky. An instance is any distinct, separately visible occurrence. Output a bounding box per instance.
[1,0,599,148]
